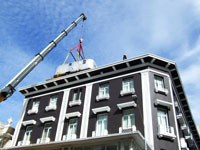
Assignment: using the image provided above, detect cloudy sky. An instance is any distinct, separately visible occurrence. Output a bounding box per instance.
[0,0,200,128]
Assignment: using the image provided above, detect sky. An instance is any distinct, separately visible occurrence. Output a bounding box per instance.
[0,0,200,129]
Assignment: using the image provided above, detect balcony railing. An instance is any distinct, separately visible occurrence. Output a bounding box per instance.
[119,126,136,134]
[63,134,77,140]
[36,137,50,144]
[17,140,30,146]
[158,125,176,140]
[92,130,108,137]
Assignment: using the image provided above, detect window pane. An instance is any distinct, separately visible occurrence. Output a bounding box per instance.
[73,91,78,101]
[33,101,40,109]
[96,114,107,136]
[68,118,78,139]
[123,79,134,92]
[50,95,57,106]
[154,76,164,90]
[42,123,52,140]
[157,109,169,132]
[99,84,109,96]
[123,109,134,129]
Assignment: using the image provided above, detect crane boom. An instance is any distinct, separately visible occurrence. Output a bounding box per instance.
[0,13,87,102]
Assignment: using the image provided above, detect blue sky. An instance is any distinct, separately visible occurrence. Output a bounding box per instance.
[0,0,200,128]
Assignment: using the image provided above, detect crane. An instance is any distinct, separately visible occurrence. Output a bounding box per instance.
[0,13,87,103]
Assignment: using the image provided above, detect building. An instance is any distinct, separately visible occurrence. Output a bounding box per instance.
[4,54,200,150]
[0,119,14,148]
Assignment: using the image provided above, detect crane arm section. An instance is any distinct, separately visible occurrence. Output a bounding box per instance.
[0,13,87,102]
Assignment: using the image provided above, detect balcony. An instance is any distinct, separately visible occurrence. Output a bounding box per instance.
[63,134,77,140]
[45,105,57,111]
[155,87,168,95]
[119,126,136,134]
[96,94,110,101]
[157,125,176,140]
[120,89,135,96]
[36,137,50,144]
[17,140,30,146]
[92,130,108,137]
[69,99,81,107]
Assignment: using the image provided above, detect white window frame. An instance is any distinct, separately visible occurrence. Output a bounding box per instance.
[41,123,52,143]
[122,109,135,129]
[28,100,40,115]
[22,126,33,145]
[157,108,176,139]
[45,95,58,111]
[154,75,168,95]
[95,114,108,136]
[120,78,135,96]
[67,118,78,140]
[69,90,81,107]
[96,83,110,101]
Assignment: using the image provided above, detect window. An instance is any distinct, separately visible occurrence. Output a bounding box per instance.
[41,123,52,143]
[28,100,40,114]
[69,89,82,107]
[67,118,78,140]
[122,109,135,129]
[120,78,134,96]
[73,90,79,101]
[45,95,57,111]
[96,114,108,136]
[154,76,165,91]
[157,109,169,133]
[154,75,168,95]
[96,83,109,101]
[22,126,33,145]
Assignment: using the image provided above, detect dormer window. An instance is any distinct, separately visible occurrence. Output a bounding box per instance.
[96,83,110,101]
[154,75,168,95]
[120,78,135,96]
[28,100,40,115]
[45,95,58,111]
[69,89,82,107]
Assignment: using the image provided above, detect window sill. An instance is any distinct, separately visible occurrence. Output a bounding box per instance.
[158,132,176,140]
[155,87,168,95]
[27,109,38,115]
[120,89,135,96]
[96,94,110,101]
[45,105,57,111]
[69,100,81,107]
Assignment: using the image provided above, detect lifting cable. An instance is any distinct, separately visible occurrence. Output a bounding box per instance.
[57,21,86,76]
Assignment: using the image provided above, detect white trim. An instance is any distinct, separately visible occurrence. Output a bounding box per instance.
[80,84,93,138]
[117,101,137,110]
[65,112,81,119]
[11,98,29,146]
[27,108,38,115]
[141,71,154,150]
[55,89,70,141]
[22,120,36,126]
[168,77,181,150]
[40,116,55,123]
[92,106,111,114]
[154,99,172,109]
